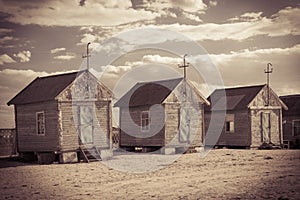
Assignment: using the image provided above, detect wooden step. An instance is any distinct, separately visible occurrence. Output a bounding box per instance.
[79,146,102,162]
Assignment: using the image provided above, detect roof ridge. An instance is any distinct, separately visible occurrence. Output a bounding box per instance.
[38,70,79,79]
[220,84,266,91]
[137,77,183,84]
[280,94,300,98]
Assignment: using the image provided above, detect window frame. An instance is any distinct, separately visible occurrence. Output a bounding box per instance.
[292,120,300,136]
[225,114,235,133]
[36,111,45,136]
[141,110,150,132]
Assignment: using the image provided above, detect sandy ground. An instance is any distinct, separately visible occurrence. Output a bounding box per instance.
[0,149,299,200]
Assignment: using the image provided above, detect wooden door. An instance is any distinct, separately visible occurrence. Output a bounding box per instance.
[261,112,271,143]
[179,104,190,142]
[79,106,94,144]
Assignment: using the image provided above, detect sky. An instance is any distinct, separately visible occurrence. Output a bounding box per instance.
[0,0,299,128]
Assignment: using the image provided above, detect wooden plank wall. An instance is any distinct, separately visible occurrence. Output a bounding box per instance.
[219,111,250,146]
[59,101,111,151]
[250,108,281,147]
[16,101,59,152]
[249,86,282,147]
[164,103,203,148]
[204,110,251,147]
[94,101,111,149]
[120,106,165,147]
[58,102,79,151]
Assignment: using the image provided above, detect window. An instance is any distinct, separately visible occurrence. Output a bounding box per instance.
[36,112,45,135]
[226,121,234,133]
[225,114,234,133]
[292,120,300,136]
[141,111,150,131]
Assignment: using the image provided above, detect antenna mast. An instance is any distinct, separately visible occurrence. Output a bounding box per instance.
[82,42,91,70]
[264,63,273,106]
[178,54,189,80]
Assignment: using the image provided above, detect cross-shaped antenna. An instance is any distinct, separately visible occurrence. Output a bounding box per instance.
[82,42,91,70]
[264,62,273,106]
[178,54,189,80]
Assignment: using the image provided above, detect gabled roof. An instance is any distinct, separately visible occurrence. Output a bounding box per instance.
[7,71,81,105]
[114,78,183,107]
[280,94,300,116]
[206,84,266,111]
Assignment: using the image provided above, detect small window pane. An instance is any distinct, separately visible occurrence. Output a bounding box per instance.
[141,111,150,131]
[293,120,300,136]
[226,121,234,133]
[36,112,45,135]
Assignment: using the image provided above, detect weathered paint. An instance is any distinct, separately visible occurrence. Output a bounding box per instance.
[12,71,113,162]
[119,80,206,149]
[205,85,285,148]
[15,101,59,152]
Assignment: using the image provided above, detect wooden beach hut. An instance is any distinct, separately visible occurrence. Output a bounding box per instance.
[7,70,113,163]
[204,84,288,148]
[114,78,209,153]
[280,94,300,148]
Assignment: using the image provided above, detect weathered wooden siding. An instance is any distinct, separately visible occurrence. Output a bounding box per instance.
[16,101,59,152]
[58,102,79,151]
[204,110,251,147]
[164,103,180,146]
[249,86,282,147]
[94,101,111,149]
[59,101,111,151]
[164,82,205,148]
[249,86,281,108]
[164,103,203,148]
[120,106,165,147]
[220,111,250,146]
[57,72,112,151]
[250,108,281,147]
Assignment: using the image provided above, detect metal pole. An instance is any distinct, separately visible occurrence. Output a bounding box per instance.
[178,54,189,80]
[87,42,91,70]
[264,63,273,106]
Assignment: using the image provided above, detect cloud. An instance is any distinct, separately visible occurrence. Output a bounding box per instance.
[182,12,202,22]
[50,47,66,54]
[53,52,76,60]
[0,36,14,44]
[79,33,99,45]
[229,12,263,22]
[0,28,13,35]
[141,0,207,13]
[13,50,31,63]
[150,6,300,41]
[0,54,16,65]
[0,0,160,26]
[209,0,217,7]
[170,0,207,12]
[206,45,300,95]
[210,44,300,65]
[0,69,76,128]
[141,54,181,65]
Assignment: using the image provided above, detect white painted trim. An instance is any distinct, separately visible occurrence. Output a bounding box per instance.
[141,110,150,132]
[36,111,45,136]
